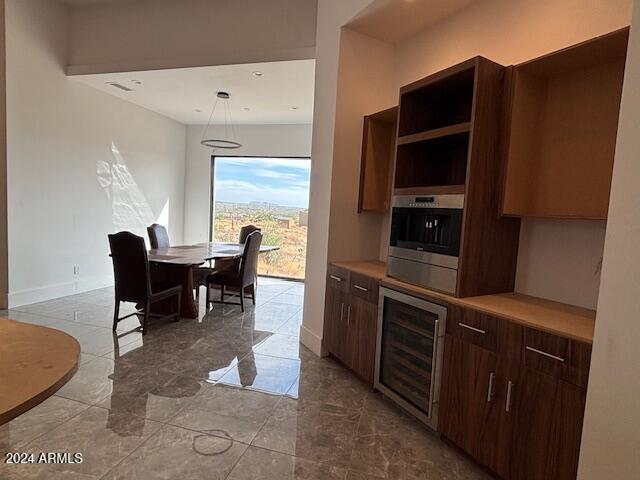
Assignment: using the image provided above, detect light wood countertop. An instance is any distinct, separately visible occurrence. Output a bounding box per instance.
[1,319,80,425]
[331,260,387,280]
[332,261,596,344]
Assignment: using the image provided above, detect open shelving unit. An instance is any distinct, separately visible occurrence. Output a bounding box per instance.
[502,28,629,219]
[358,106,398,212]
[394,63,476,196]
[392,57,521,298]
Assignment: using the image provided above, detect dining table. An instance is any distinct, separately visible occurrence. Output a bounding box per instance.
[148,242,279,318]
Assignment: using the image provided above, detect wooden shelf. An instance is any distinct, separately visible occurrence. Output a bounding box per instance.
[358,106,397,213]
[389,317,434,339]
[394,185,465,196]
[502,28,628,219]
[397,122,471,146]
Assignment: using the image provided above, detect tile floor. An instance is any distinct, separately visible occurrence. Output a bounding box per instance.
[0,278,489,479]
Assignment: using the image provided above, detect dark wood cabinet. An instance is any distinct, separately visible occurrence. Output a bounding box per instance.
[440,335,500,461]
[323,264,379,384]
[358,107,397,213]
[504,366,586,480]
[440,306,590,480]
[324,283,348,365]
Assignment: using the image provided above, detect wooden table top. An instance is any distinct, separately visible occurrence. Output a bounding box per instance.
[148,242,279,266]
[0,319,80,425]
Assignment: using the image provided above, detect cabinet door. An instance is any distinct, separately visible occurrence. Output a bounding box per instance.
[439,335,502,465]
[349,296,378,384]
[324,286,348,363]
[508,367,586,480]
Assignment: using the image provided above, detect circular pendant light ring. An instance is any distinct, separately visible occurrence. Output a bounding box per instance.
[200,139,242,149]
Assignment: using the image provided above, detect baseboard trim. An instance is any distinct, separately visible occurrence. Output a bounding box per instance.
[299,324,327,357]
[8,276,114,308]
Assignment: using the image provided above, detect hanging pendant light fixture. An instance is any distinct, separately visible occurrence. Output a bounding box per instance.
[200,91,242,149]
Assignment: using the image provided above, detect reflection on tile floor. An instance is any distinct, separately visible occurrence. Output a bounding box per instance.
[0,278,489,479]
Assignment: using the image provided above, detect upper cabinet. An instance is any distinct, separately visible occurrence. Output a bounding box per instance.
[394,63,475,196]
[358,106,397,212]
[502,28,629,219]
[394,57,521,297]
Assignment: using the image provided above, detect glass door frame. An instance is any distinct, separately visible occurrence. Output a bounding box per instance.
[209,154,312,281]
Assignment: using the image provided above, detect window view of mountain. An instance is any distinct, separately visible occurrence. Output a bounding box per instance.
[212,157,311,279]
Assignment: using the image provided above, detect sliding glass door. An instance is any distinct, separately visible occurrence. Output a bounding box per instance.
[211,156,311,280]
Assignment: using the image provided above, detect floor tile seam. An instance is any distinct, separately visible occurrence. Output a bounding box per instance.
[15,397,95,451]
[260,299,303,314]
[8,307,69,321]
[95,416,166,480]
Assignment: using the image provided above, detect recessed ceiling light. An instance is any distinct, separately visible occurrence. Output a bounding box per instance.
[243,107,251,111]
[132,80,143,85]
[291,106,299,110]
[252,71,264,77]
[195,109,202,113]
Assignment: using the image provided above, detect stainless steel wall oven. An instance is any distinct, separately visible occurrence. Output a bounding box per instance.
[388,194,464,293]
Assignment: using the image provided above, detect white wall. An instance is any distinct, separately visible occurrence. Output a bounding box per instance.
[579,0,640,475]
[5,0,187,307]
[300,0,374,355]
[66,0,318,75]
[183,124,312,244]
[327,28,395,263]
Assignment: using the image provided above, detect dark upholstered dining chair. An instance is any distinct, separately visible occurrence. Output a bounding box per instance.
[206,231,263,312]
[146,223,213,303]
[109,231,181,335]
[239,224,261,244]
[214,224,262,272]
[147,223,170,249]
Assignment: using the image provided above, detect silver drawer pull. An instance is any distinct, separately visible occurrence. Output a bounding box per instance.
[505,380,514,412]
[487,372,496,402]
[353,284,368,292]
[525,346,565,363]
[458,322,486,335]
[329,275,342,282]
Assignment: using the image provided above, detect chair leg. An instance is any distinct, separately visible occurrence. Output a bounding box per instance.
[174,291,181,322]
[142,300,150,335]
[251,285,256,305]
[220,285,225,303]
[112,298,120,332]
[240,290,245,312]
[206,283,211,309]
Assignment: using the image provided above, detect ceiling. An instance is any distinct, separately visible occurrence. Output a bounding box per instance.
[347,0,476,44]
[72,59,316,125]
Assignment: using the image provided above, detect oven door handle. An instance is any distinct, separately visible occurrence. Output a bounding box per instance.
[427,319,440,419]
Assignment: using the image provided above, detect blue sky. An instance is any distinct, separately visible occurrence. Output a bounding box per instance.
[213,157,311,208]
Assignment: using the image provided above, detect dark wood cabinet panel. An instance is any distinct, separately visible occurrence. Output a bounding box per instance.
[350,296,378,384]
[359,107,397,213]
[440,335,500,459]
[327,265,350,292]
[441,304,589,480]
[447,304,499,351]
[324,264,379,386]
[350,272,379,304]
[508,367,586,480]
[324,285,348,364]
[523,328,591,388]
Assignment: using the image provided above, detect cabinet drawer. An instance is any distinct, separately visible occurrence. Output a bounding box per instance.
[327,265,350,292]
[523,328,592,389]
[447,305,499,351]
[349,273,379,303]
[447,305,523,359]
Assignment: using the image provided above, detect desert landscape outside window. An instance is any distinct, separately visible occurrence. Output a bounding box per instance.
[211,156,311,280]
